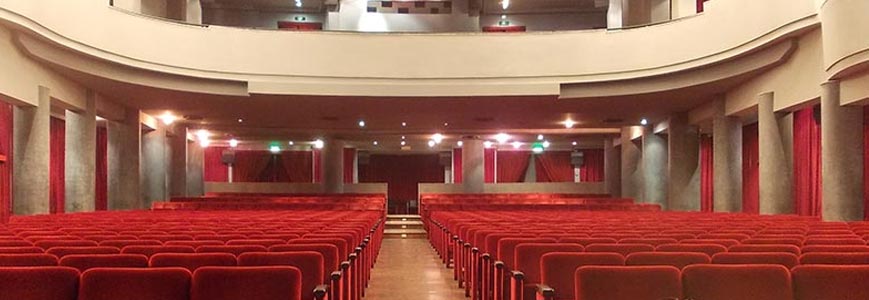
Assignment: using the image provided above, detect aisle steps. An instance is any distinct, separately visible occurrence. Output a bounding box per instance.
[385,214,426,239]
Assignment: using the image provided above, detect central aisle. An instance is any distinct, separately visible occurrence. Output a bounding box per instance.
[364,238,466,300]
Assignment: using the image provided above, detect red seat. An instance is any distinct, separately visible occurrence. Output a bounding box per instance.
[191,266,303,300]
[558,237,617,246]
[78,267,191,300]
[513,243,584,300]
[47,246,120,258]
[121,245,195,257]
[682,264,793,300]
[59,254,149,272]
[164,240,224,248]
[802,245,869,253]
[585,243,654,257]
[656,243,727,256]
[800,252,869,265]
[539,252,624,300]
[270,243,341,274]
[196,245,268,256]
[0,240,33,247]
[804,238,866,246]
[619,238,678,246]
[625,252,710,269]
[697,233,751,241]
[711,252,799,268]
[227,239,286,248]
[497,237,557,268]
[0,253,59,266]
[34,240,98,249]
[680,239,741,247]
[574,266,682,300]
[99,240,162,248]
[792,265,869,300]
[0,246,44,254]
[728,244,801,255]
[289,238,349,260]
[138,234,194,242]
[149,253,237,271]
[0,266,79,300]
[743,238,803,247]
[238,251,325,300]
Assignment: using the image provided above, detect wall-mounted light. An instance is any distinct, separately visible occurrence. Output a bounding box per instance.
[158,112,177,125]
[229,139,239,148]
[495,133,511,144]
[288,141,294,146]
[542,141,551,148]
[313,139,324,149]
[373,141,379,146]
[483,141,494,148]
[512,141,522,149]
[537,134,544,141]
[432,133,445,144]
[400,141,406,146]
[457,141,463,147]
[428,140,436,148]
[640,118,649,126]
[358,120,366,127]
[563,118,577,128]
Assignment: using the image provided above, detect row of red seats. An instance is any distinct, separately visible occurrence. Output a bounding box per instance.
[162,194,387,213]
[419,194,633,224]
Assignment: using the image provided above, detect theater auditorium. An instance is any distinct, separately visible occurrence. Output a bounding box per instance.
[0,0,867,299]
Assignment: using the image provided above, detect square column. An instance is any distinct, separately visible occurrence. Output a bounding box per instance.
[461,138,485,193]
[322,139,345,193]
[621,126,644,202]
[64,91,97,212]
[668,113,701,211]
[712,100,743,212]
[821,81,864,221]
[758,92,794,214]
[12,86,51,215]
[643,128,668,209]
[107,107,141,210]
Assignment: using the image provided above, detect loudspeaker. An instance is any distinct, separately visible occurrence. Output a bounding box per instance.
[571,151,584,167]
[358,151,370,165]
[221,150,236,165]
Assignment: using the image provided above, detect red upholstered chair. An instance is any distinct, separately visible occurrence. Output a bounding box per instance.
[539,252,624,300]
[558,237,617,246]
[680,239,740,247]
[802,245,869,253]
[618,238,678,247]
[804,238,866,246]
[585,243,654,257]
[512,243,584,300]
[138,234,194,242]
[0,240,33,247]
[625,252,710,269]
[99,240,162,249]
[495,238,556,300]
[682,264,793,300]
[227,239,287,248]
[149,253,237,272]
[728,244,801,255]
[34,240,99,250]
[574,266,681,300]
[792,265,869,300]
[78,267,191,300]
[59,254,149,272]
[195,245,268,256]
[0,253,59,266]
[121,245,195,257]
[164,240,224,248]
[697,233,751,241]
[47,246,120,258]
[238,251,327,300]
[800,252,869,265]
[191,266,303,300]
[711,252,800,268]
[0,246,44,254]
[743,238,804,247]
[656,243,727,257]
[0,266,79,300]
[250,233,301,242]
[269,243,343,300]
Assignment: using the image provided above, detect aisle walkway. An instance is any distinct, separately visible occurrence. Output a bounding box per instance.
[364,238,466,300]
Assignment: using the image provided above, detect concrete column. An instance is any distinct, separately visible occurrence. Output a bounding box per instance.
[462,138,485,193]
[140,122,167,208]
[187,134,204,196]
[604,138,621,197]
[668,113,701,211]
[821,81,864,221]
[607,0,624,28]
[12,86,51,215]
[107,108,141,210]
[64,91,97,212]
[643,128,668,208]
[322,139,345,193]
[186,0,202,24]
[621,126,644,202]
[758,92,795,214]
[168,126,188,197]
[712,100,743,212]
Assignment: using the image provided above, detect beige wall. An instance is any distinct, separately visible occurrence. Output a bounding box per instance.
[418,182,608,195]
[820,0,869,77]
[841,69,869,105]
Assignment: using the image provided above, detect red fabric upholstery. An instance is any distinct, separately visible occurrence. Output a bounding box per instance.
[514,243,584,282]
[619,238,679,246]
[800,252,869,265]
[496,151,531,183]
[59,254,149,272]
[195,245,268,256]
[0,102,11,224]
[289,238,348,259]
[191,266,303,300]
[804,238,866,245]
[99,240,162,248]
[682,264,793,300]
[0,266,79,300]
[343,148,355,184]
[585,243,655,257]
[680,238,740,247]
[0,240,32,247]
[485,148,495,183]
[496,238,556,267]
[204,147,229,182]
[149,253,237,272]
[558,237,617,246]
[728,244,801,255]
[0,246,44,254]
[121,245,196,257]
[792,265,869,300]
[78,267,191,300]
[711,252,800,268]
[656,243,728,256]
[47,246,120,258]
[226,239,286,248]
[35,240,99,250]
[625,252,710,269]
[0,253,59,266]
[743,238,804,247]
[539,252,624,300]
[269,243,341,275]
[238,251,325,300]
[164,240,224,248]
[535,151,573,182]
[574,266,682,300]
[452,148,462,183]
[697,233,751,241]
[802,245,869,253]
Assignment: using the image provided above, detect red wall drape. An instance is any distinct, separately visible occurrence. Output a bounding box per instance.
[700,134,714,212]
[794,106,822,217]
[452,148,462,184]
[49,118,65,214]
[536,151,574,182]
[203,147,229,182]
[697,0,708,12]
[280,151,313,183]
[484,148,495,183]
[232,151,271,182]
[0,103,12,223]
[864,106,869,220]
[95,127,108,211]
[742,123,760,214]
[359,154,444,210]
[580,149,605,182]
[343,148,356,184]
[313,150,322,183]
[496,151,531,183]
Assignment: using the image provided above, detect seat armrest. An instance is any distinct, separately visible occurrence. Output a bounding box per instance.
[511,271,525,281]
[331,270,342,281]
[536,284,555,300]
[314,284,329,300]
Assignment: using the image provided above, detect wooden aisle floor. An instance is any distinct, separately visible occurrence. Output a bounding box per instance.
[364,238,466,300]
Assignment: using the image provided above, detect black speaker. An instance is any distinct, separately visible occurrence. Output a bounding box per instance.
[221,150,236,165]
[571,151,584,167]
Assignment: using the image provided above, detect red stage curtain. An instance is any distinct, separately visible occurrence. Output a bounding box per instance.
[203,147,229,182]
[280,151,313,183]
[794,106,822,217]
[496,151,531,183]
[343,148,356,184]
[697,0,708,12]
[536,151,574,182]
[50,118,65,214]
[484,148,495,183]
[0,103,12,223]
[742,123,760,214]
[95,127,108,211]
[580,149,605,182]
[232,151,271,182]
[359,154,444,212]
[864,106,869,220]
[313,150,322,183]
[700,134,714,212]
[453,148,462,183]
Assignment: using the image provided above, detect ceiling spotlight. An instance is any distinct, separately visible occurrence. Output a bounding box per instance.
[542,141,551,148]
[158,112,177,125]
[195,129,210,141]
[401,122,407,127]
[237,118,243,123]
[288,141,294,146]
[428,140,436,148]
[640,118,649,126]
[501,0,510,9]
[400,141,406,146]
[229,139,239,148]
[537,134,544,141]
[432,133,445,144]
[572,141,578,146]
[512,141,522,149]
[443,122,449,127]
[495,133,511,144]
[199,139,210,148]
[313,139,324,149]
[483,141,494,148]
[373,141,379,146]
[401,136,406,140]
[563,118,577,128]
[295,1,302,7]
[269,145,281,153]
[96,116,106,121]
[457,141,463,147]
[358,120,366,127]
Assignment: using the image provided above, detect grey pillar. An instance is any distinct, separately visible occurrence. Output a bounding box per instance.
[169,126,188,197]
[13,86,51,215]
[187,134,204,196]
[621,126,643,202]
[758,93,795,214]
[643,128,668,208]
[821,81,864,221]
[604,138,621,197]
[64,91,97,212]
[668,113,701,211]
[462,138,485,193]
[322,139,345,193]
[141,124,168,208]
[107,107,141,210]
[713,100,743,212]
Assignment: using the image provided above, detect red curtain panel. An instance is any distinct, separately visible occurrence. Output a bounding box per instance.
[864,106,869,220]
[697,0,708,12]
[484,148,496,183]
[359,154,444,210]
[49,117,65,214]
[232,151,271,182]
[203,147,229,182]
[496,151,531,183]
[95,127,108,211]
[0,103,12,223]
[280,151,313,183]
[313,150,322,183]
[742,123,760,214]
[452,148,462,184]
[700,135,714,212]
[580,149,605,182]
[536,151,574,182]
[343,148,356,184]
[794,106,822,217]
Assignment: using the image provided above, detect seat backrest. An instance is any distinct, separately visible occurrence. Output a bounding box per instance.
[0,240,34,247]
[226,239,287,248]
[656,243,727,256]
[195,245,268,256]
[711,252,799,269]
[540,252,625,300]
[238,251,325,300]
[728,244,801,255]
[618,238,679,247]
[289,238,348,259]
[792,265,869,300]
[269,243,340,275]
[59,254,149,272]
[47,246,120,258]
[575,266,682,300]
[164,240,224,248]
[0,246,44,254]
[625,252,710,269]
[99,240,162,249]
[78,267,191,300]
[149,253,237,272]
[513,243,584,283]
[802,245,869,253]
[191,266,302,300]
[558,237,618,246]
[585,243,655,257]
[121,245,196,258]
[0,266,79,300]
[804,238,866,246]
[0,253,59,266]
[743,238,804,247]
[34,240,99,249]
[682,264,793,300]
[680,239,741,247]
[496,238,556,268]
[800,252,869,265]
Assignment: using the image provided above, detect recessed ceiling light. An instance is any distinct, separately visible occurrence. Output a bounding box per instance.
[358,120,366,127]
[563,118,577,128]
[457,141,463,147]
[373,141,378,146]
[400,141,406,146]
[495,133,511,144]
[432,133,445,144]
[199,139,210,148]
[229,139,239,148]
[237,118,243,123]
[640,118,648,126]
[158,112,177,125]
[512,141,522,149]
[313,139,324,149]
[537,134,544,141]
[401,122,407,127]
[401,136,406,140]
[428,140,436,148]
[443,122,449,127]
[542,141,551,148]
[572,141,577,146]
[483,141,494,148]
